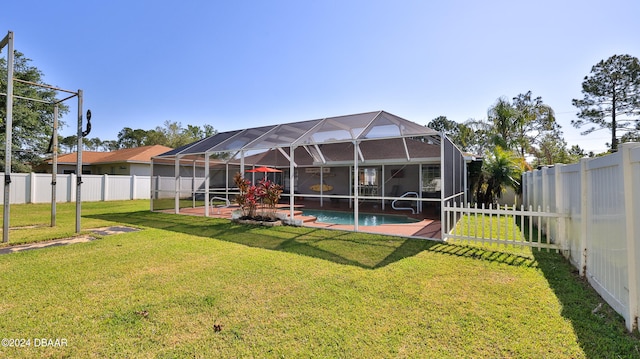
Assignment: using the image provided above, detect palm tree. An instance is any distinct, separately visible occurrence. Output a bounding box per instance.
[475,146,523,206]
[488,97,518,150]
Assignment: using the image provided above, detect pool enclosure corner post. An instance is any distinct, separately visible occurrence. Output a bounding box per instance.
[149,159,154,211]
[174,155,181,214]
[418,163,423,214]
[2,31,14,243]
[204,153,210,217]
[381,164,385,210]
[192,160,197,208]
[289,146,296,221]
[353,140,359,231]
[440,131,445,233]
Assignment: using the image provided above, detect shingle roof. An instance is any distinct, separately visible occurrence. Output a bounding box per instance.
[49,145,173,165]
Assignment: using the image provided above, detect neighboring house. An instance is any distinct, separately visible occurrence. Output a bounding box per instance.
[37,145,173,175]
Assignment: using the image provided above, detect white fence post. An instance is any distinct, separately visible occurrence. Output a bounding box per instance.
[622,144,638,331]
[554,164,565,252]
[541,167,549,235]
[522,172,528,208]
[70,173,76,202]
[102,174,109,201]
[29,172,36,203]
[131,175,137,200]
[532,170,538,211]
[579,158,588,276]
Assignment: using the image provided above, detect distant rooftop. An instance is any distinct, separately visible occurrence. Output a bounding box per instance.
[50,145,173,165]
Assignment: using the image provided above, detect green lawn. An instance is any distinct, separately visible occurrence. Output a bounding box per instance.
[0,200,638,358]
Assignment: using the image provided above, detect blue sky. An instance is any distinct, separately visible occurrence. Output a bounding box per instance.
[2,0,639,153]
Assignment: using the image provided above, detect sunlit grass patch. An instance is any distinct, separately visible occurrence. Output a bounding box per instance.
[0,200,637,357]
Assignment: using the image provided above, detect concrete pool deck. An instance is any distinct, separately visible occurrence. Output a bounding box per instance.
[174,203,442,240]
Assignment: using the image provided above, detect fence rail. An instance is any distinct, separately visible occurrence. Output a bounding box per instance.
[443,203,563,251]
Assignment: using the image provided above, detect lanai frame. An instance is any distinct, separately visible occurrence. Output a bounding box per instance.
[151,111,468,235]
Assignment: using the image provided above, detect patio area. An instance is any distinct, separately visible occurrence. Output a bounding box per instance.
[177,200,442,239]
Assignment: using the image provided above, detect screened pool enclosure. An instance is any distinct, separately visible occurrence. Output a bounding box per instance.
[151,111,467,233]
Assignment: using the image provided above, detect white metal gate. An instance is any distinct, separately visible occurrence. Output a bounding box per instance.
[443,202,565,251]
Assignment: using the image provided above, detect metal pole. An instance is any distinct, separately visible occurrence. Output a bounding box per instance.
[174,156,180,214]
[149,159,154,211]
[353,141,359,232]
[75,89,83,233]
[192,160,196,208]
[289,146,295,222]
[204,153,210,217]
[225,162,229,202]
[3,31,14,243]
[51,104,59,226]
[440,132,445,235]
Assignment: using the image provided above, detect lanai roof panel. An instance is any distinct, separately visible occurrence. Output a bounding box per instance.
[241,119,322,151]
[178,130,243,155]
[293,111,381,146]
[210,125,278,152]
[155,111,440,158]
[360,112,437,139]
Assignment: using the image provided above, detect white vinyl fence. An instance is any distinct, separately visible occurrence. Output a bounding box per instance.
[0,173,151,204]
[443,203,564,251]
[521,142,640,332]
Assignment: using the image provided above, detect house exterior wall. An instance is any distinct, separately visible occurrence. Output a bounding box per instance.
[129,163,151,176]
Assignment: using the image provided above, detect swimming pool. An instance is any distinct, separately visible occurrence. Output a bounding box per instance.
[302,209,419,226]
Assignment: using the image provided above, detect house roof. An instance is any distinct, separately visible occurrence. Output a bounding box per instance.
[50,145,173,165]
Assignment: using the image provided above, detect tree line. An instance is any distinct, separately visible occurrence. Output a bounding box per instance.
[58,121,217,153]
[429,54,640,204]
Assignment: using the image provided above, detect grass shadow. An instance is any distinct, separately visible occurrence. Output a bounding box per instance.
[448,214,640,357]
[85,210,437,269]
[427,242,539,267]
[532,248,640,357]
[515,216,640,358]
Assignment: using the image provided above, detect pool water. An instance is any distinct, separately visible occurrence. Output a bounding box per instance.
[302,209,419,226]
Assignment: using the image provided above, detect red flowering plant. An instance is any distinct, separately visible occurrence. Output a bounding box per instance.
[233,172,257,218]
[258,178,283,220]
[233,173,282,221]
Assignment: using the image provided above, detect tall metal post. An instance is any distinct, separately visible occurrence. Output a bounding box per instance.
[75,89,83,233]
[174,156,180,214]
[353,140,359,231]
[289,146,295,221]
[204,153,210,217]
[2,31,14,243]
[440,132,445,235]
[149,159,154,211]
[51,104,59,226]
